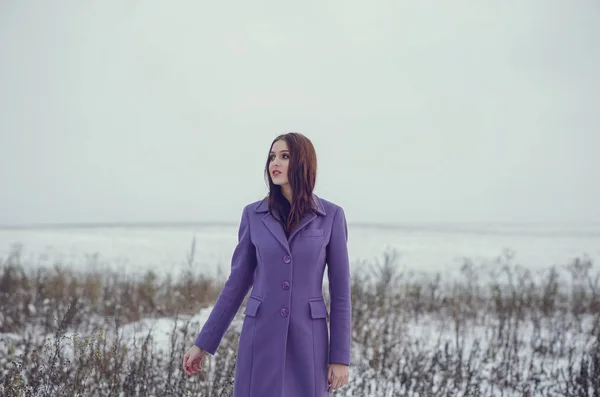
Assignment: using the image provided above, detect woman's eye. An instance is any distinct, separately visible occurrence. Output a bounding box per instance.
[269,153,289,161]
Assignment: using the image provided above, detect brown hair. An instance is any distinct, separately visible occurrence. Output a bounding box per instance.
[264,132,318,234]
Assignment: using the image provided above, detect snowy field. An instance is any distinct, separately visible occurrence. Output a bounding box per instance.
[2,300,597,396]
[2,223,600,396]
[1,222,599,278]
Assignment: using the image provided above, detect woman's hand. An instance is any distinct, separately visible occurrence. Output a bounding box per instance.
[183,345,208,375]
[328,363,349,391]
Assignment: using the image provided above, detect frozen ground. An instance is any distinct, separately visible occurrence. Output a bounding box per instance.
[2,223,600,395]
[2,302,596,396]
[1,222,599,279]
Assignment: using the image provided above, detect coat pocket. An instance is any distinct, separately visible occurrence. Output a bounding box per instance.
[243,296,262,317]
[301,228,324,237]
[308,299,328,319]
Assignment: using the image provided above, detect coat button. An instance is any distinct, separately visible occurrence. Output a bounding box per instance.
[283,255,291,264]
[282,281,290,290]
[280,308,289,317]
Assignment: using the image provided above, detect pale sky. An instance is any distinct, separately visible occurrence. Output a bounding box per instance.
[1,1,598,225]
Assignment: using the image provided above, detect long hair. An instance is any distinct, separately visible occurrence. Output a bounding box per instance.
[264,132,318,234]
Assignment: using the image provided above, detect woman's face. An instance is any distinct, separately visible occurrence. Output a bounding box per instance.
[269,139,290,187]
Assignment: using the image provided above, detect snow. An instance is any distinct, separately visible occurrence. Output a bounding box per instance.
[1,223,598,280]
[2,223,600,395]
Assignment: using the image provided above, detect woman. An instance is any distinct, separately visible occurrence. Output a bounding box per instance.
[183,132,351,396]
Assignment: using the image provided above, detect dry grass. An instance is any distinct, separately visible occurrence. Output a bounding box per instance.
[1,245,600,396]
[0,244,222,335]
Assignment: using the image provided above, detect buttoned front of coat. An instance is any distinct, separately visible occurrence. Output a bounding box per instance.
[194,194,351,397]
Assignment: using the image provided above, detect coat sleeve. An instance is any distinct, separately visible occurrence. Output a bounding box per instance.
[326,206,352,366]
[194,205,257,354]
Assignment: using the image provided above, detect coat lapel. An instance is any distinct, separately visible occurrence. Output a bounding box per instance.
[288,211,317,242]
[261,212,291,255]
[254,193,326,255]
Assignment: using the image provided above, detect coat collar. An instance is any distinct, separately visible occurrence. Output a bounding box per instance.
[254,193,326,216]
[255,193,326,255]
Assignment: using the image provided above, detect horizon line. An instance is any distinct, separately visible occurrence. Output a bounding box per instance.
[1,220,599,231]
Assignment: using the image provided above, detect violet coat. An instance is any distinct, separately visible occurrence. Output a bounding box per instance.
[194,194,351,397]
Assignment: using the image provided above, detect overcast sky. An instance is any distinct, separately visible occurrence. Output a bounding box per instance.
[1,1,598,225]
